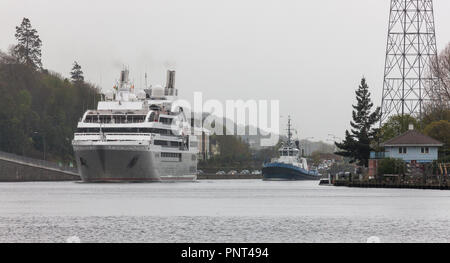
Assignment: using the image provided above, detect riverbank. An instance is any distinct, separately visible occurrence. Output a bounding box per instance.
[333,180,450,190]
[0,151,80,182]
[197,174,262,180]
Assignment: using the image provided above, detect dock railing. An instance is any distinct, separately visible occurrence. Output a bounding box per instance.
[331,162,449,189]
[370,152,385,159]
[0,151,79,174]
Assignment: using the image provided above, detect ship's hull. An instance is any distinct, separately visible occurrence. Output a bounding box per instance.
[73,143,197,183]
[262,163,320,181]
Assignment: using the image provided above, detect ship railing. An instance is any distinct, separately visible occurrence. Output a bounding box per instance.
[370,151,385,159]
[73,133,101,136]
[74,132,153,137]
[152,122,177,129]
[84,120,147,124]
[74,133,184,140]
[103,133,153,137]
[153,134,184,140]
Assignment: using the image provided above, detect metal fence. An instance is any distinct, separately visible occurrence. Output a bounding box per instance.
[0,151,79,174]
[370,152,385,159]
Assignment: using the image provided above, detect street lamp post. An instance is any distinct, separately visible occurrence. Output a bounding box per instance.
[304,137,314,157]
[326,139,337,152]
[33,131,46,161]
[327,134,342,153]
[328,134,342,142]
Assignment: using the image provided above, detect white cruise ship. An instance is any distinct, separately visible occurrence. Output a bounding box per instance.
[72,69,198,182]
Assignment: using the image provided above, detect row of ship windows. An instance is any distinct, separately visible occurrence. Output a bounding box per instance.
[161,153,182,158]
[85,115,147,123]
[76,128,175,136]
[84,115,173,124]
[159,153,197,161]
[154,140,183,148]
[280,151,297,156]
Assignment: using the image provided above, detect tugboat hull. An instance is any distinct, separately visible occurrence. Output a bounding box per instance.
[262,163,320,181]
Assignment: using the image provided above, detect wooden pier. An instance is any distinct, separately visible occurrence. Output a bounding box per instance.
[333,181,450,190]
[328,163,450,190]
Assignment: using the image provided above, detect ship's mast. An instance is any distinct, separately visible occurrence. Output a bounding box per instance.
[287,116,292,147]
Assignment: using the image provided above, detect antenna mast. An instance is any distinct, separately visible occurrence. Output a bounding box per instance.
[287,116,292,146]
[145,73,148,89]
[380,0,441,125]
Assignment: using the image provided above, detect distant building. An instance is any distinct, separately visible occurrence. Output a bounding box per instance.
[190,116,212,161]
[194,127,211,161]
[210,142,220,157]
[247,138,261,150]
[381,125,443,164]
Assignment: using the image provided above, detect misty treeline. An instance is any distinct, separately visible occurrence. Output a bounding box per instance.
[199,135,283,171]
[198,120,277,169]
[0,18,100,162]
[336,43,450,166]
[205,135,253,167]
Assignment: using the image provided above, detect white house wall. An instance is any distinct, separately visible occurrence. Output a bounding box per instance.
[385,146,439,163]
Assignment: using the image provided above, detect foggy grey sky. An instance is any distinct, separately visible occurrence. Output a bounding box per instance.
[1,0,449,142]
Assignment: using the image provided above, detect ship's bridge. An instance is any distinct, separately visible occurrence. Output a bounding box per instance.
[97,101,145,111]
[82,109,149,124]
[279,147,300,157]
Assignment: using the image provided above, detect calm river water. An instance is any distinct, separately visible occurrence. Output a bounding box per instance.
[1,180,450,243]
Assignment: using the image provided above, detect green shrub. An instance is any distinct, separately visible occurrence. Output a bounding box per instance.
[378,158,406,176]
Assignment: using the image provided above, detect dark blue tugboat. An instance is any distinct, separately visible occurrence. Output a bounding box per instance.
[262,117,320,181]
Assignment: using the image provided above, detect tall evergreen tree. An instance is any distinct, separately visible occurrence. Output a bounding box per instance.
[70,61,84,83]
[14,18,42,69]
[335,78,381,167]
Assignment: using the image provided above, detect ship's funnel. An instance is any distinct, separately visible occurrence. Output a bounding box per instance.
[118,69,131,92]
[120,69,129,83]
[166,70,176,95]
